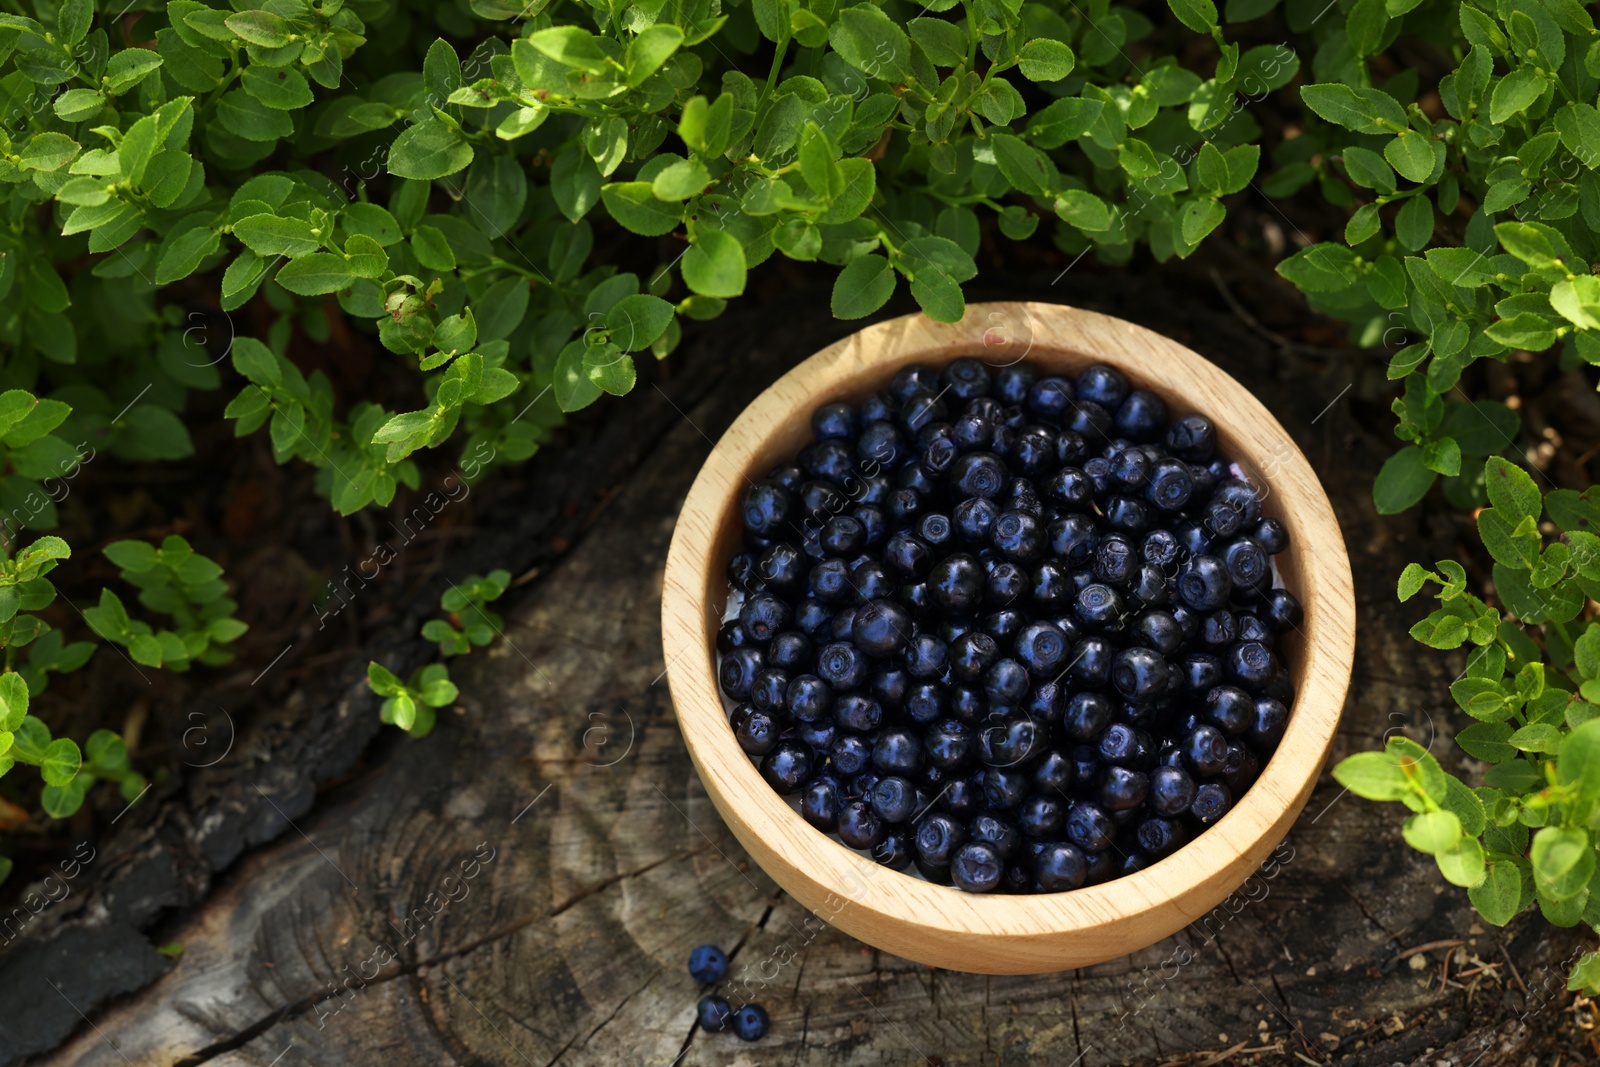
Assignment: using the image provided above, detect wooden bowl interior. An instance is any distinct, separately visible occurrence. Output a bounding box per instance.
[665,303,1353,974]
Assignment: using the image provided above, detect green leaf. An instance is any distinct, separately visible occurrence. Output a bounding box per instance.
[1489,67,1549,125]
[1054,189,1111,231]
[1299,84,1406,134]
[1385,130,1436,184]
[1484,457,1541,522]
[1167,0,1219,32]
[991,133,1058,198]
[275,254,356,296]
[1531,825,1594,900]
[1332,751,1413,800]
[909,19,966,66]
[0,674,28,732]
[605,294,674,351]
[651,159,711,201]
[1551,276,1600,331]
[411,224,456,272]
[1374,445,1436,513]
[1018,39,1074,82]
[828,4,911,83]
[525,26,612,75]
[626,24,682,86]
[602,182,682,236]
[1181,199,1226,244]
[1395,194,1434,250]
[233,213,321,258]
[104,49,164,95]
[553,340,603,412]
[681,229,746,298]
[1402,810,1463,854]
[39,736,80,786]
[551,146,601,222]
[224,10,291,47]
[1436,837,1486,888]
[1560,719,1600,813]
[832,254,895,319]
[1470,861,1525,925]
[241,65,314,110]
[388,119,474,181]
[216,89,293,142]
[583,345,636,395]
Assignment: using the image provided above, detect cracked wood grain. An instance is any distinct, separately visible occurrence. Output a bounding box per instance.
[21,274,1591,1067]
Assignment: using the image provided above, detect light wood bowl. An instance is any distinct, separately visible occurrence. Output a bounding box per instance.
[661,302,1355,974]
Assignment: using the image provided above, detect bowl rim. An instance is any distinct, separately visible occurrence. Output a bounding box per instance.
[661,301,1356,970]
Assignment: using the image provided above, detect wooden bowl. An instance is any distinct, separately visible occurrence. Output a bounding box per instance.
[661,302,1355,974]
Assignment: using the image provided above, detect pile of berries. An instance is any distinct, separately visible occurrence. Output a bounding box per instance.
[688,943,769,1040]
[717,358,1302,894]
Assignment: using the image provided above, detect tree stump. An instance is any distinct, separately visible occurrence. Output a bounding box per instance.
[8,269,1592,1067]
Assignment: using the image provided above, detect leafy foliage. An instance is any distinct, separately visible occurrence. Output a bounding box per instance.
[1262,0,1600,514]
[82,534,247,670]
[367,660,457,737]
[422,568,509,654]
[1342,456,1600,993]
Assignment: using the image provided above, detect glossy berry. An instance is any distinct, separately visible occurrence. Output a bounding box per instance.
[689,944,728,984]
[951,841,1003,892]
[915,812,967,865]
[1034,842,1088,890]
[732,1003,770,1041]
[698,994,732,1032]
[1190,782,1232,825]
[1148,765,1196,817]
[760,741,814,794]
[853,598,911,657]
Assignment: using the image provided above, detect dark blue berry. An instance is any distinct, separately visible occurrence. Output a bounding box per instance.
[689,944,728,984]
[786,674,831,722]
[1165,413,1215,462]
[832,692,882,732]
[732,1003,770,1041]
[1099,765,1149,811]
[1262,588,1303,633]
[1148,765,1195,816]
[1190,782,1232,824]
[1223,537,1270,595]
[1250,696,1289,749]
[915,812,967,865]
[768,631,812,671]
[1135,817,1183,858]
[1034,842,1088,890]
[1026,376,1074,420]
[869,775,918,823]
[719,647,764,699]
[852,598,911,657]
[816,641,868,689]
[904,682,946,723]
[890,364,940,401]
[983,658,1029,703]
[1251,517,1289,555]
[698,994,731,1031]
[837,799,883,849]
[925,718,974,769]
[949,631,1000,681]
[951,841,1003,892]
[1098,722,1155,768]
[1177,554,1233,611]
[1065,801,1116,852]
[873,727,924,774]
[1016,794,1064,837]
[1226,640,1279,690]
[1182,725,1230,776]
[760,740,813,794]
[952,452,1007,500]
[741,482,795,539]
[1114,390,1167,441]
[1112,647,1169,702]
[801,777,841,831]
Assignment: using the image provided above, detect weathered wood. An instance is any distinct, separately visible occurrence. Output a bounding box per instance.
[19,271,1597,1067]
